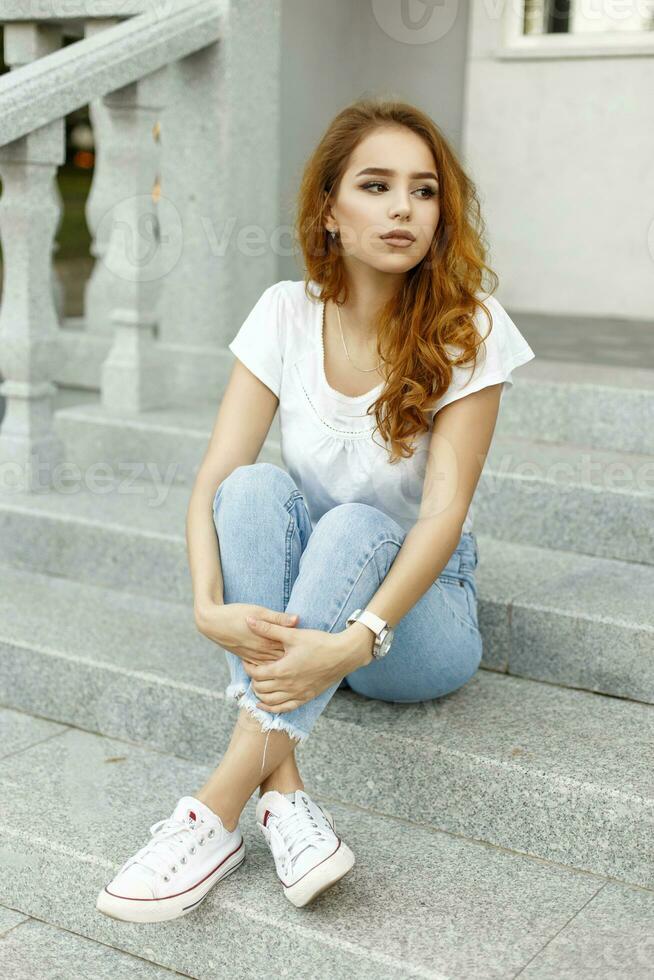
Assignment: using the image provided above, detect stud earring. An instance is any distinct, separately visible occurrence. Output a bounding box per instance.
[330,230,337,240]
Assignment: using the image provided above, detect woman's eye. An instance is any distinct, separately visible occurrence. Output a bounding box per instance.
[361,181,437,198]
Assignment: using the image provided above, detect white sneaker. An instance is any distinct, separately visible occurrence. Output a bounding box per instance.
[96,795,244,923]
[255,789,355,907]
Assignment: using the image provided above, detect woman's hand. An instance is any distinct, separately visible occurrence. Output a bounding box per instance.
[195,601,299,665]
[242,617,371,713]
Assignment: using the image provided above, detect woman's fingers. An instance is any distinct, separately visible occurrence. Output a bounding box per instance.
[253,688,293,706]
[254,698,300,713]
[251,678,281,693]
[238,649,281,665]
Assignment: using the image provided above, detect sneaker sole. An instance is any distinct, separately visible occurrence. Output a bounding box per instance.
[284,840,355,908]
[95,840,245,923]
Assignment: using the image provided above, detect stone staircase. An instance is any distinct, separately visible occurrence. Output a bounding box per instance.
[1,355,653,978]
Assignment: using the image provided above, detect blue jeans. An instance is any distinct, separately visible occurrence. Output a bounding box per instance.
[212,462,483,746]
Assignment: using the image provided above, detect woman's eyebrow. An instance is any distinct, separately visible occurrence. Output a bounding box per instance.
[355,167,439,181]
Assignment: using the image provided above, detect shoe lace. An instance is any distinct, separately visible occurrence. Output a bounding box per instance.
[125,817,216,880]
[275,797,333,869]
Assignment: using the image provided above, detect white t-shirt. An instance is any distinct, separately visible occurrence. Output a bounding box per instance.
[228,278,535,535]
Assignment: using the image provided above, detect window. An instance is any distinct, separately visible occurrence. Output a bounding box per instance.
[523,0,654,35]
[500,0,654,57]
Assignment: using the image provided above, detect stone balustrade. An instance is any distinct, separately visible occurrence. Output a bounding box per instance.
[0,0,224,490]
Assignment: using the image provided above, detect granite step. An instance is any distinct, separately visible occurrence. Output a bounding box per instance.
[474,536,654,704]
[0,912,184,980]
[53,393,282,491]
[498,358,654,455]
[0,478,652,703]
[478,434,654,565]
[1,705,652,979]
[0,566,652,887]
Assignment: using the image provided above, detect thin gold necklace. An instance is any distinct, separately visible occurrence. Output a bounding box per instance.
[333,301,383,373]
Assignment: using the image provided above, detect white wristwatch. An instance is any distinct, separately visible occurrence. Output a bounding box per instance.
[345,608,394,660]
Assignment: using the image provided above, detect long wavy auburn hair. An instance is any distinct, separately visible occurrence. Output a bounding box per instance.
[294,97,500,465]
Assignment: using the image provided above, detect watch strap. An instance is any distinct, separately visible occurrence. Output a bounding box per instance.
[351,609,387,636]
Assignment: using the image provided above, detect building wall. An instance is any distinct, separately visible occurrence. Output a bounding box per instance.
[462,1,654,319]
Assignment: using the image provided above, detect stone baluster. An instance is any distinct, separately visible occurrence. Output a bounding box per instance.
[4,22,67,315]
[0,25,67,492]
[99,67,168,413]
[83,17,160,337]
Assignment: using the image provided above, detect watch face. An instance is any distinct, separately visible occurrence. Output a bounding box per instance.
[376,628,394,658]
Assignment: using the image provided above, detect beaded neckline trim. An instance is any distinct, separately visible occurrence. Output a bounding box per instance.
[294,363,378,439]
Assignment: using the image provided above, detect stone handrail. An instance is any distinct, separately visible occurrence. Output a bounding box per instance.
[0,0,223,147]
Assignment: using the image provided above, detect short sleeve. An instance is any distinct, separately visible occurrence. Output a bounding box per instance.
[227,281,286,398]
[430,295,535,415]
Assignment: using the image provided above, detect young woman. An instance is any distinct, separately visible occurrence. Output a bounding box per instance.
[97,98,535,922]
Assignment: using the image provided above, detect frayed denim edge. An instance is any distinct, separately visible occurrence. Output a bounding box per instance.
[225,681,249,702]
[233,689,310,745]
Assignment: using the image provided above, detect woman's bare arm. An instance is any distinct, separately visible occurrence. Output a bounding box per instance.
[186,476,227,618]
[186,360,280,623]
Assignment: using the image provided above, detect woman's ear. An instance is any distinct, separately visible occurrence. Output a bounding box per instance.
[323,192,336,231]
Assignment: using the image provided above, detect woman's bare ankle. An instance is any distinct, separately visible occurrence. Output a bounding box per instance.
[193,792,241,833]
[258,746,304,798]
[258,777,305,798]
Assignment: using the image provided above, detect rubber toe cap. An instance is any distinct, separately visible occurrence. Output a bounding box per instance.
[105,865,157,900]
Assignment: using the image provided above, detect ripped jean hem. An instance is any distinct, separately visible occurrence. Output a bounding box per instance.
[225,681,249,702]
[226,683,310,745]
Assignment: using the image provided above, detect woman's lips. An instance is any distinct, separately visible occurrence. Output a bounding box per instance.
[381,236,414,248]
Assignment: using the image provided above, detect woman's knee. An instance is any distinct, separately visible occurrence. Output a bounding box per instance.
[212,462,294,515]
[312,502,404,556]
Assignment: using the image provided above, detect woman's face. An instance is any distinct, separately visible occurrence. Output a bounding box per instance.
[325,125,440,274]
